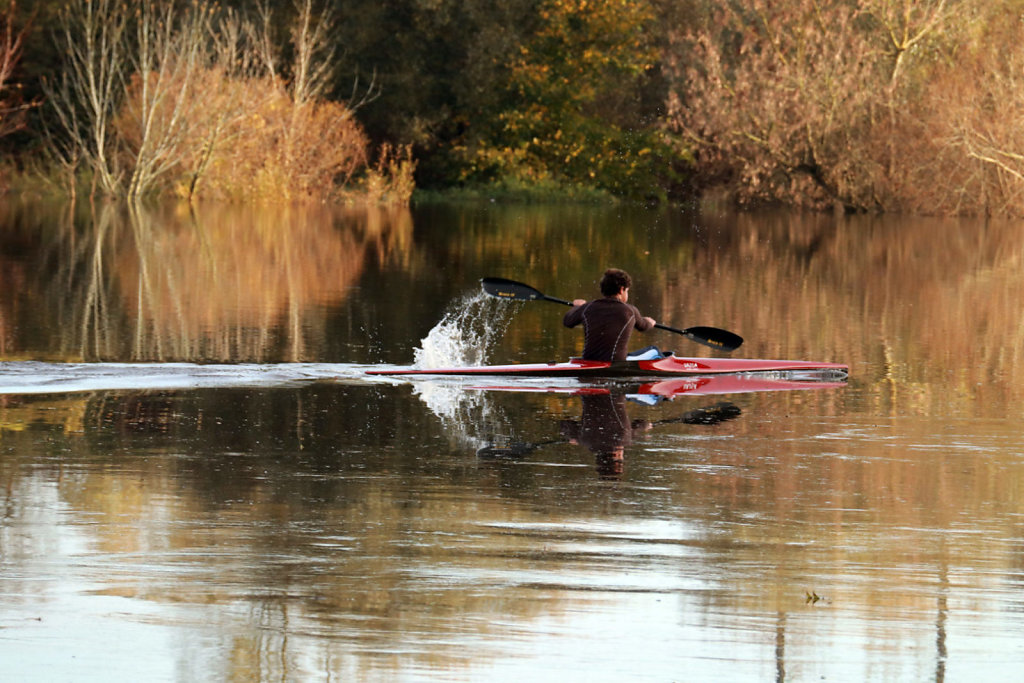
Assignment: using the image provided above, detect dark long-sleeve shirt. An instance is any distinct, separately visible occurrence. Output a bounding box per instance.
[562,297,654,361]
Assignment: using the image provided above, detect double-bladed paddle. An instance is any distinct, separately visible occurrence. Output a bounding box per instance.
[480,277,743,352]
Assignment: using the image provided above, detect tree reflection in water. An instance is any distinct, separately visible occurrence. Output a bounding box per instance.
[7,200,412,362]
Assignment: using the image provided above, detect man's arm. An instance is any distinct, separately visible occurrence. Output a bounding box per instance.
[563,300,588,327]
[631,305,655,331]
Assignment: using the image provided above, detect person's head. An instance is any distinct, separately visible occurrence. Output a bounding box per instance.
[595,448,625,478]
[599,268,632,297]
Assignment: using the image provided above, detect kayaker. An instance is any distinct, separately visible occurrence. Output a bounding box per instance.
[563,268,657,362]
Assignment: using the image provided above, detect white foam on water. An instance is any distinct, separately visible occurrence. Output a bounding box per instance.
[413,379,478,422]
[412,291,517,369]
[0,361,371,395]
[410,378,504,450]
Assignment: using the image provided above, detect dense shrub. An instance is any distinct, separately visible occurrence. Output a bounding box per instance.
[667,0,1024,216]
[118,68,371,201]
[450,0,675,200]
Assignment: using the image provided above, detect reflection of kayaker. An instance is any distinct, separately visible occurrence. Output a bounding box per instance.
[477,389,742,479]
[477,399,741,459]
[560,392,652,478]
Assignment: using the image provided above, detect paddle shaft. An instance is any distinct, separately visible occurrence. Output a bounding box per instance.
[541,293,713,337]
[540,294,697,337]
[480,277,743,351]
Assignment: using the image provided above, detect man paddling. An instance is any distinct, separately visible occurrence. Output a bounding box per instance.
[563,268,657,362]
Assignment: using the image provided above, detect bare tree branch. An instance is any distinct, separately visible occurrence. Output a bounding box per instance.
[0,0,31,138]
[122,0,215,199]
[44,0,129,195]
[290,0,336,105]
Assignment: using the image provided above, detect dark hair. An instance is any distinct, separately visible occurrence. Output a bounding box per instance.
[600,268,631,296]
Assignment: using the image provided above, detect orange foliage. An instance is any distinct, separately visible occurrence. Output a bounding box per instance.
[115,66,370,201]
[894,4,1024,215]
[109,202,412,361]
[0,0,29,140]
[666,0,890,211]
[356,143,416,204]
[230,91,369,200]
[668,0,1024,216]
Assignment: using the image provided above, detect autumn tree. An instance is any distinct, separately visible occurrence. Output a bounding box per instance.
[43,0,383,203]
[450,0,674,199]
[44,0,215,198]
[0,0,30,139]
[170,0,373,201]
[904,1,1024,215]
[665,0,969,211]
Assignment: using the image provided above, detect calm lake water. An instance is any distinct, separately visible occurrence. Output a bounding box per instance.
[1,197,1023,681]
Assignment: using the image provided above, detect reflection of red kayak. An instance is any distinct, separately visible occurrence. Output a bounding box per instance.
[468,372,847,399]
[636,374,846,397]
[366,356,848,378]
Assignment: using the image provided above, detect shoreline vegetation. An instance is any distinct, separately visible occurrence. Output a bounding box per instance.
[1,0,416,205]
[3,0,1024,214]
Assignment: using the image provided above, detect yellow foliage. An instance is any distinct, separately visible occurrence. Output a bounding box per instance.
[668,0,1024,215]
[115,67,372,202]
[356,143,417,205]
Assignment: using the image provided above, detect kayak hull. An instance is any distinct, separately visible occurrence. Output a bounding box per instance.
[365,356,848,377]
[468,373,848,399]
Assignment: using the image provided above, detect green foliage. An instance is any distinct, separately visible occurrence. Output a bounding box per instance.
[11,0,687,204]
[449,0,675,200]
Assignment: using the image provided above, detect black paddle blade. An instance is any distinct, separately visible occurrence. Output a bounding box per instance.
[480,277,544,301]
[476,442,538,459]
[680,402,742,425]
[682,326,744,352]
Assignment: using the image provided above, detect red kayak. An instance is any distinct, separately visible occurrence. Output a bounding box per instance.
[467,373,847,399]
[365,355,848,378]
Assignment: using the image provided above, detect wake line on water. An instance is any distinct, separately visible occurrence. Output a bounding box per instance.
[0,292,518,397]
[0,361,382,395]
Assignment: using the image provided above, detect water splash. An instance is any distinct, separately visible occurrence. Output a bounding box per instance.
[412,291,518,369]
[408,291,520,444]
